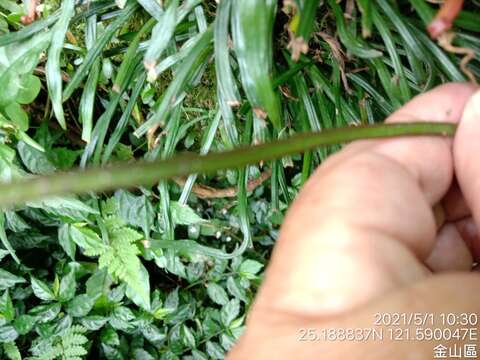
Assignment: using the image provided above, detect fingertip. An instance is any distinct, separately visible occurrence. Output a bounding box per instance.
[426,224,473,272]
[387,82,478,124]
[365,83,477,205]
[454,90,480,229]
[433,82,478,98]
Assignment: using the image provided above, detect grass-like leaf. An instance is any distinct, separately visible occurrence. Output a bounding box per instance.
[63,2,138,101]
[46,0,75,129]
[232,0,282,129]
[0,123,456,208]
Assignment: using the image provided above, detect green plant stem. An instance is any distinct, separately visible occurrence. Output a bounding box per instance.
[0,122,456,208]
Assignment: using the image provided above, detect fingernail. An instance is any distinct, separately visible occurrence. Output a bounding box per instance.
[463,89,480,122]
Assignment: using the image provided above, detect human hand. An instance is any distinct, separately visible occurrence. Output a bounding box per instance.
[228,83,480,359]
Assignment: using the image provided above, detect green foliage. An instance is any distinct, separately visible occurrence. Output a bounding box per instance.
[3,341,21,360]
[0,0,477,358]
[232,0,282,128]
[97,215,150,310]
[46,0,75,129]
[0,31,49,151]
[36,325,88,360]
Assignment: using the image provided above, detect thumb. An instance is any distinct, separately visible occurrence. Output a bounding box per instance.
[229,273,480,359]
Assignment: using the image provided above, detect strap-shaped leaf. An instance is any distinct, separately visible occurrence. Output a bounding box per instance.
[0,123,456,208]
[46,0,75,129]
[232,0,282,129]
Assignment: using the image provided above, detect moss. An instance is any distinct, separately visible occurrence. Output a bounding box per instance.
[183,61,217,110]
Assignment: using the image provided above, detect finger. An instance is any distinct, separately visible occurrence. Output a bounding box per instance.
[255,83,476,318]
[441,178,471,221]
[426,223,473,271]
[340,83,477,204]
[454,217,480,260]
[426,180,475,270]
[454,89,480,259]
[426,208,478,271]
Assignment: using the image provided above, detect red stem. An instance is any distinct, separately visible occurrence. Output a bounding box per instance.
[427,0,464,39]
[20,0,37,25]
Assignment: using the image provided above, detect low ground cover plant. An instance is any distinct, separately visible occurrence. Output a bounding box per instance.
[0,0,478,358]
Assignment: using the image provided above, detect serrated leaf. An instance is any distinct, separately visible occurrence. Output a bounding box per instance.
[108,284,125,303]
[28,302,61,323]
[66,294,95,317]
[170,201,207,226]
[202,311,221,338]
[100,326,120,347]
[0,324,17,343]
[133,348,155,360]
[30,277,55,301]
[17,140,56,175]
[191,349,209,360]
[86,267,111,298]
[58,270,76,302]
[0,290,13,322]
[164,303,192,324]
[58,223,76,260]
[0,269,25,290]
[238,259,263,279]
[27,196,99,215]
[181,325,196,348]
[69,224,107,256]
[206,283,228,306]
[226,276,248,303]
[13,314,36,335]
[220,333,236,351]
[3,341,21,360]
[125,262,150,311]
[167,323,183,352]
[5,210,30,232]
[160,251,187,279]
[165,287,179,311]
[97,222,149,307]
[114,190,154,239]
[186,261,205,282]
[60,325,88,358]
[112,306,135,323]
[80,315,108,331]
[140,323,166,345]
[221,298,240,327]
[206,341,224,359]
